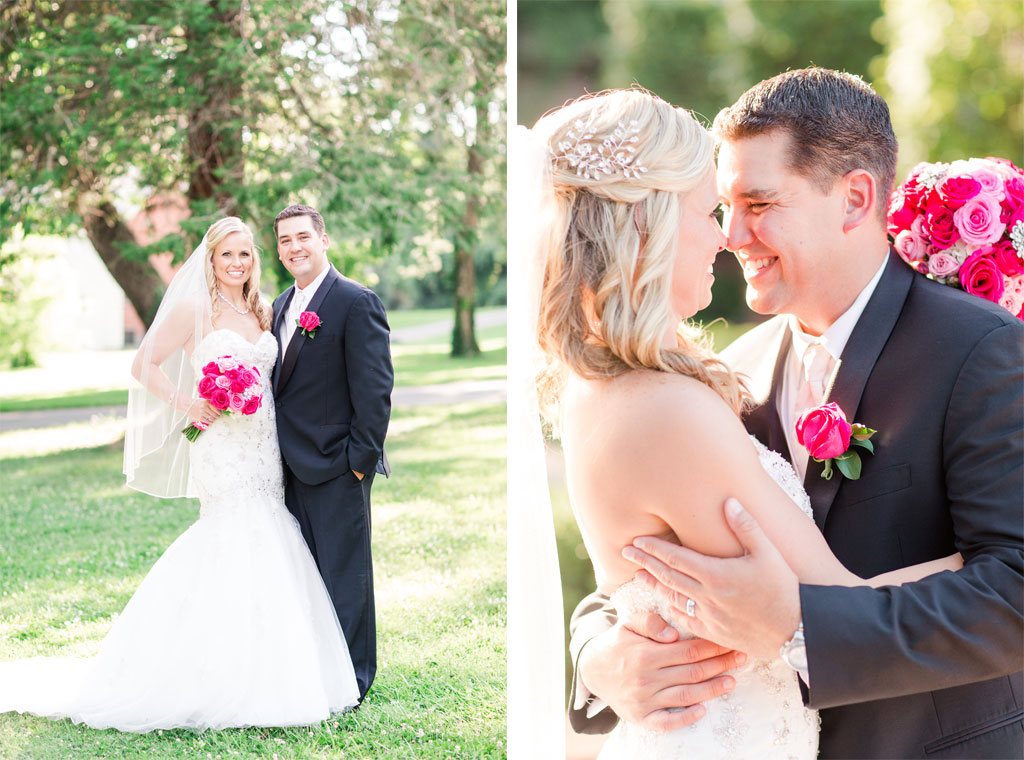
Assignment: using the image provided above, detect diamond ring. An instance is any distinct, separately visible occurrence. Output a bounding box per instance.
[685,598,696,617]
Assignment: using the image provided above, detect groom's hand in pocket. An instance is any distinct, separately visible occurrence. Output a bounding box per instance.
[578,612,745,732]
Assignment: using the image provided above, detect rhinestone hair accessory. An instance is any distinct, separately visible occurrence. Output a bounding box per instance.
[552,118,649,181]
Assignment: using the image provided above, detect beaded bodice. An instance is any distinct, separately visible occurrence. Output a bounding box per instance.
[188,330,285,515]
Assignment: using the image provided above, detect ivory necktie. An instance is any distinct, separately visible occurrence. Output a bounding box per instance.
[793,341,832,480]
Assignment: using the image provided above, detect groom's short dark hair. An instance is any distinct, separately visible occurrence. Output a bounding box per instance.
[274,204,325,238]
[713,67,897,221]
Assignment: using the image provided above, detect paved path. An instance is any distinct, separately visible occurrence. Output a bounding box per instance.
[390,308,506,344]
[0,378,506,433]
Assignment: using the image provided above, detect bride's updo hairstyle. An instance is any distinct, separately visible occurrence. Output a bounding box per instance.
[203,217,272,331]
[536,89,748,419]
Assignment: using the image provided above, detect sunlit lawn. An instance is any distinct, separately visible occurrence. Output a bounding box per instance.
[0,400,505,759]
[386,306,503,332]
[0,322,507,413]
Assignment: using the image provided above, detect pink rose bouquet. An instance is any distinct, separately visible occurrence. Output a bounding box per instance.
[182,354,263,442]
[796,402,876,481]
[297,310,322,339]
[888,157,1024,321]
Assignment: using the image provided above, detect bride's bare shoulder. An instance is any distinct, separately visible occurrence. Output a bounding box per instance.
[588,370,740,431]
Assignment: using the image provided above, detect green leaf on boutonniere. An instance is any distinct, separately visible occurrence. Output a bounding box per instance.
[850,438,874,454]
[835,451,862,480]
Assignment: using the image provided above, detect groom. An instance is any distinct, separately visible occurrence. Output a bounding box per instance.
[272,204,393,702]
[569,69,1023,757]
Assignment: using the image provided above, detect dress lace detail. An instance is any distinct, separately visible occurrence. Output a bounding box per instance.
[0,329,359,731]
[597,436,819,760]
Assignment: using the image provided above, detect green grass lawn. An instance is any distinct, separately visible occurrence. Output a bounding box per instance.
[392,337,506,388]
[0,401,506,759]
[0,326,507,413]
[386,306,503,332]
[0,389,129,413]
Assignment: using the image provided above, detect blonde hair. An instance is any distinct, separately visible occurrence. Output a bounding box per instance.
[536,89,748,422]
[203,217,272,331]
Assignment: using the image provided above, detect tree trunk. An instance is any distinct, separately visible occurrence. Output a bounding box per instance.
[81,201,164,327]
[451,142,483,357]
[186,0,243,210]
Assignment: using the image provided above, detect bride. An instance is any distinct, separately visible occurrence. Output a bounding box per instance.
[523,90,962,757]
[0,217,359,731]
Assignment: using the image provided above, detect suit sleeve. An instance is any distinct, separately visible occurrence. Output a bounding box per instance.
[567,590,621,734]
[343,290,394,476]
[801,321,1024,708]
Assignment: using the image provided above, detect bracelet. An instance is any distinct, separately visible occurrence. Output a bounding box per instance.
[779,621,807,672]
[168,391,177,409]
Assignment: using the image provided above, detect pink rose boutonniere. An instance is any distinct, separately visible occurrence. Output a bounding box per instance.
[297,311,322,339]
[796,402,877,481]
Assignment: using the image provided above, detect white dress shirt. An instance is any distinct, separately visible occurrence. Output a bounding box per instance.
[280,262,331,349]
[780,254,889,480]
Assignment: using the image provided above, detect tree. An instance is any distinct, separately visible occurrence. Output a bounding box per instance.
[323,0,506,355]
[874,0,1023,175]
[1,0,506,351]
[1,1,258,325]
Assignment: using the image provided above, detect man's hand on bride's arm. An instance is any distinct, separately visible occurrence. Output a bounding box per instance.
[623,498,801,660]
[578,612,745,732]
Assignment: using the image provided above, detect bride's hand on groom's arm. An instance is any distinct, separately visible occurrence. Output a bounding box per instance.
[578,612,745,732]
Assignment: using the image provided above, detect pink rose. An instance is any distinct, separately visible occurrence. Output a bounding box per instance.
[197,375,217,399]
[954,194,1006,247]
[239,369,256,388]
[928,253,960,277]
[242,395,262,415]
[215,375,232,390]
[1001,176,1024,221]
[228,393,245,413]
[298,311,321,331]
[936,174,981,209]
[972,168,1004,201]
[230,377,247,394]
[210,388,230,410]
[202,361,222,377]
[796,402,852,461]
[998,275,1024,317]
[216,356,239,372]
[887,190,918,235]
[959,250,1005,303]
[924,204,960,250]
[894,229,929,263]
[988,241,1024,277]
[224,368,241,381]
[1007,205,1024,232]
[902,175,931,207]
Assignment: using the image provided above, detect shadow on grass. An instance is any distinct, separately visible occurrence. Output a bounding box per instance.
[0,401,506,759]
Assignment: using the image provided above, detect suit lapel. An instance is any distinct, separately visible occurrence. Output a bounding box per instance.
[277,268,340,392]
[743,320,794,464]
[272,286,294,392]
[802,251,913,528]
[764,330,794,465]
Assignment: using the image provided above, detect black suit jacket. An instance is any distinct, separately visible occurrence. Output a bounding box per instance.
[272,267,393,486]
[569,253,1024,758]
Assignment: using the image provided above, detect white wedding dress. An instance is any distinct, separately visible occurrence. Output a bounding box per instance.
[0,329,359,731]
[597,438,820,760]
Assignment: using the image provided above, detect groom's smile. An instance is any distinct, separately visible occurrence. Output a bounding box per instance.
[717,130,849,333]
[277,215,330,289]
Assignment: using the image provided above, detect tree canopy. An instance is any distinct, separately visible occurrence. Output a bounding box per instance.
[1,0,505,353]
